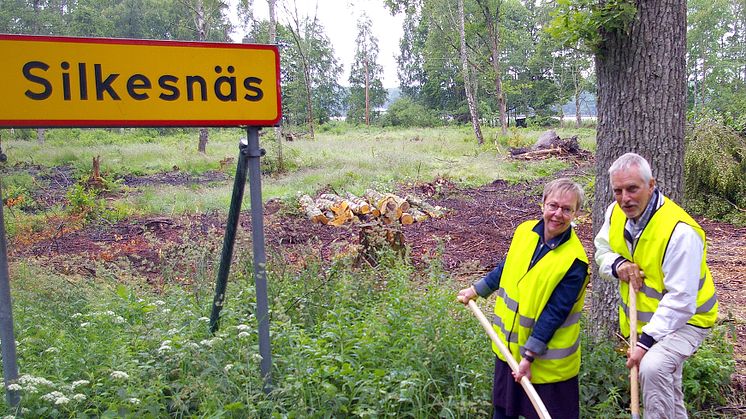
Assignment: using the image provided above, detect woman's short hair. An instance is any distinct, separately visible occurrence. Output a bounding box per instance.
[608,152,653,183]
[543,178,585,211]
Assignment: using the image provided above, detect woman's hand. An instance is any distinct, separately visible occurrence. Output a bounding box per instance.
[457,286,477,305]
[512,358,532,382]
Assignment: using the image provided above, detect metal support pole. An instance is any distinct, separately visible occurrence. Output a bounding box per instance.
[208,129,272,392]
[246,127,272,391]
[209,137,250,333]
[0,180,20,408]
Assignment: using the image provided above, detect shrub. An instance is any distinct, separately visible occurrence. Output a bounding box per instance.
[381,98,441,127]
[684,118,746,225]
[579,323,735,417]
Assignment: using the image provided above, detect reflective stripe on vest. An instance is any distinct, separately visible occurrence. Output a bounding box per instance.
[610,198,718,335]
[491,220,589,384]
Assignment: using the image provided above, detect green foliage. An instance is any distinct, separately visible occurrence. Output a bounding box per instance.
[579,323,735,417]
[528,115,560,128]
[381,97,441,127]
[684,118,746,225]
[682,325,736,410]
[66,183,106,221]
[579,333,630,418]
[547,0,637,53]
[2,249,494,417]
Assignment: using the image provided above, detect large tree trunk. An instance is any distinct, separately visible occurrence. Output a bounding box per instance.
[590,0,687,340]
[458,0,484,145]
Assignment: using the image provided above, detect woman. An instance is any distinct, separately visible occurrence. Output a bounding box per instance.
[457,177,589,419]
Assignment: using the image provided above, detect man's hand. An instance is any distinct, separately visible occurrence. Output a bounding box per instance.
[617,260,645,291]
[457,286,477,305]
[512,358,532,382]
[626,345,647,369]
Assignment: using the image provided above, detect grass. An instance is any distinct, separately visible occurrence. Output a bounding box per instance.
[1,124,594,219]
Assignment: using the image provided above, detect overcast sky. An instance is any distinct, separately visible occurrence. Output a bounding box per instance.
[235,0,404,88]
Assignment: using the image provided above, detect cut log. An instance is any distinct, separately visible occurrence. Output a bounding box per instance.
[299,194,328,224]
[318,193,344,202]
[400,212,414,225]
[405,194,445,218]
[345,192,371,214]
[512,147,563,160]
[364,189,384,207]
[408,208,430,222]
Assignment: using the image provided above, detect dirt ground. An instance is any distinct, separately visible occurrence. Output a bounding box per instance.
[8,163,746,397]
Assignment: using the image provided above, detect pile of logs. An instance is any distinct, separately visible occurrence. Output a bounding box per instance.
[510,130,591,161]
[298,189,446,227]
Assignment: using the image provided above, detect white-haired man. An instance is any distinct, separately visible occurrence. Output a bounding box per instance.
[595,152,718,418]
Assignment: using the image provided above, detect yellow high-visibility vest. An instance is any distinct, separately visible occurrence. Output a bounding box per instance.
[609,197,718,335]
[492,220,589,384]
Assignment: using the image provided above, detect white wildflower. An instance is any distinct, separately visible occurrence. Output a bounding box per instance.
[73,393,87,401]
[80,322,91,328]
[236,324,251,332]
[3,415,16,419]
[25,385,38,394]
[44,347,59,354]
[161,308,171,314]
[105,311,115,316]
[110,371,129,380]
[238,332,250,339]
[158,344,172,354]
[19,374,53,387]
[186,342,199,350]
[224,364,233,372]
[154,300,165,306]
[6,383,22,391]
[252,353,263,362]
[41,391,65,402]
[128,398,141,405]
[71,313,83,319]
[71,380,90,389]
[112,316,125,324]
[55,396,70,405]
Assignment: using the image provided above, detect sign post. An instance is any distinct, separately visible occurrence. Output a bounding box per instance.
[0,34,281,396]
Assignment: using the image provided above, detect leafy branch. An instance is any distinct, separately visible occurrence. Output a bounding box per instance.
[546,0,637,53]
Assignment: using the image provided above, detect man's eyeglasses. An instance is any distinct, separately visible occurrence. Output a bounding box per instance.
[544,202,575,216]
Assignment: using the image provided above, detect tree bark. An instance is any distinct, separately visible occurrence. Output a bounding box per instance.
[591,0,687,340]
[198,128,209,153]
[458,0,484,145]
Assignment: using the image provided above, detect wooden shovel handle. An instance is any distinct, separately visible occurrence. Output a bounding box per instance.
[466,300,552,419]
[629,286,640,419]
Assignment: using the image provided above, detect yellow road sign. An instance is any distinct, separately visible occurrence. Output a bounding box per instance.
[0,35,281,127]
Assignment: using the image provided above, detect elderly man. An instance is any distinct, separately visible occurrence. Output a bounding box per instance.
[595,152,718,418]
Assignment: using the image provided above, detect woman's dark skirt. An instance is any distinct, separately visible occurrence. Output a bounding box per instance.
[492,357,579,419]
